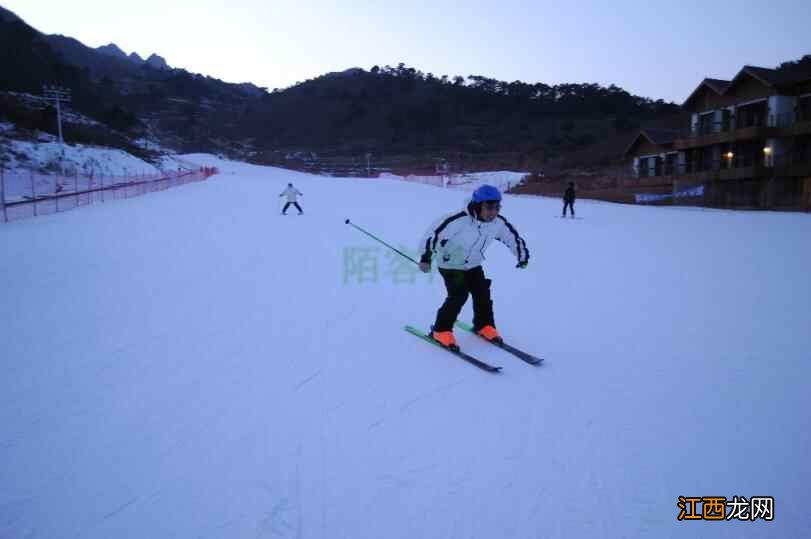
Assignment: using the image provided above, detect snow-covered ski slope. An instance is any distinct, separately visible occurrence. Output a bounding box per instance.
[2,155,809,538]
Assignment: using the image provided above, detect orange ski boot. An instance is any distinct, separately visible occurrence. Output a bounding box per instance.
[431,330,458,350]
[476,325,503,343]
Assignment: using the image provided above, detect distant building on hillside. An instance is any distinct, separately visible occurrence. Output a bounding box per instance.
[625,63,811,210]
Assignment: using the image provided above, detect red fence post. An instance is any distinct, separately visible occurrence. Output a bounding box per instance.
[0,168,6,223]
[30,170,37,217]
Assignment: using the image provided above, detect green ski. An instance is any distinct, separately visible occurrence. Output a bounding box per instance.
[454,321,544,365]
[404,325,502,373]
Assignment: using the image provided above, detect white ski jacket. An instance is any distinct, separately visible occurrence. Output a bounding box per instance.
[280,186,303,202]
[419,204,529,270]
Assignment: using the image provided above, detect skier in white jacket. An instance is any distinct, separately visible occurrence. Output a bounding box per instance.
[418,184,529,349]
[280,183,304,215]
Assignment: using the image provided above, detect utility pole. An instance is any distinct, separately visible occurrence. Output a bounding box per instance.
[40,85,72,175]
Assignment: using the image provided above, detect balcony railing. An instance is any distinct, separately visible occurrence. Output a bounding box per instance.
[637,161,718,177]
[684,112,799,139]
[634,151,811,179]
[690,121,725,137]
[772,152,811,168]
[728,154,760,168]
[735,114,767,130]
[768,112,795,128]
[692,122,721,136]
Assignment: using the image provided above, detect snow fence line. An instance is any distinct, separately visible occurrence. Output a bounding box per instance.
[379,172,529,193]
[0,166,219,224]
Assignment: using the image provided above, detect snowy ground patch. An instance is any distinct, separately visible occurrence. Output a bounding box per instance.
[0,139,159,176]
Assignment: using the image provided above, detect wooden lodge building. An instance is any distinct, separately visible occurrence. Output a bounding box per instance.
[625,63,811,210]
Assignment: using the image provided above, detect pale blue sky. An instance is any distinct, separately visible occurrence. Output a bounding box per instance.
[4,0,810,103]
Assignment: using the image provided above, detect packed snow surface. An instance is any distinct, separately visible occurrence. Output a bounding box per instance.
[1,155,809,538]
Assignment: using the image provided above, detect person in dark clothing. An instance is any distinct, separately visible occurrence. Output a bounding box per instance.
[562,182,576,217]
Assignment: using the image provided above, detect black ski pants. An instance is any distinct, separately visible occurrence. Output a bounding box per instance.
[283,202,303,214]
[433,266,495,332]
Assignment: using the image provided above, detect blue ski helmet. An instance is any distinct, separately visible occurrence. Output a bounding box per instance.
[471,184,502,204]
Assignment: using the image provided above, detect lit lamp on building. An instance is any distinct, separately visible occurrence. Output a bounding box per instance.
[763,146,773,167]
[725,151,734,168]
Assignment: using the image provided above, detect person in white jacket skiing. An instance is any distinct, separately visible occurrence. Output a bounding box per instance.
[418,185,529,349]
[280,183,304,215]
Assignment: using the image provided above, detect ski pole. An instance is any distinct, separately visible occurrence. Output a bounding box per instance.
[345,219,419,266]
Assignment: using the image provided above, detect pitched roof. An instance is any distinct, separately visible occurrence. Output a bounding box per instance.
[739,66,781,86]
[683,61,811,110]
[704,64,811,99]
[703,78,731,94]
[682,78,731,108]
[744,63,811,87]
[623,128,685,157]
[642,128,684,145]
